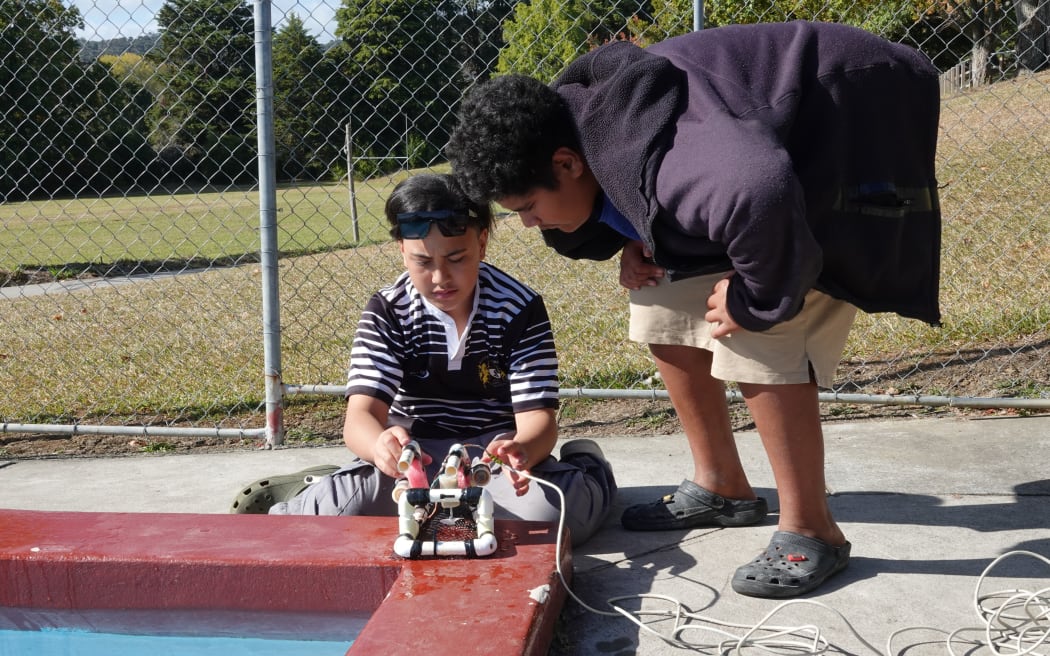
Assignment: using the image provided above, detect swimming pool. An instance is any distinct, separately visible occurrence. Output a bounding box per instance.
[0,509,569,655]
[1,606,367,654]
[1,632,349,655]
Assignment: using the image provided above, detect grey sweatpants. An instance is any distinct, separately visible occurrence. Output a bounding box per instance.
[269,433,617,547]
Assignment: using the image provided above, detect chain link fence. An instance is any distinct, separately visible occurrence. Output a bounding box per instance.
[1,0,1048,447]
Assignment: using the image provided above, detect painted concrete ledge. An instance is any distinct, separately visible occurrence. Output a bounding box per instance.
[0,509,571,655]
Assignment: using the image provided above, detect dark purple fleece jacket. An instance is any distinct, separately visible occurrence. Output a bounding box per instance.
[546,20,941,331]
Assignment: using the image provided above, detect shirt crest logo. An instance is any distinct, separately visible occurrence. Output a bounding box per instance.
[477,357,508,389]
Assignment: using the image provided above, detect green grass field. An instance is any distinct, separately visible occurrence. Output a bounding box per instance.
[1,73,1048,427]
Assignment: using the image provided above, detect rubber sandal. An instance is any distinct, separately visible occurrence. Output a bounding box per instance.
[229,465,339,514]
[731,530,851,598]
[621,479,768,531]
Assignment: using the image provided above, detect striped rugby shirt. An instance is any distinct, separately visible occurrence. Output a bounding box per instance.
[346,262,559,440]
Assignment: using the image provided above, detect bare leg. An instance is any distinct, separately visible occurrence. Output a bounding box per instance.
[738,380,845,546]
[649,343,757,501]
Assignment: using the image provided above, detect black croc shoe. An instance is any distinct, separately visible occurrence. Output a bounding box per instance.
[731,531,851,598]
[621,480,768,531]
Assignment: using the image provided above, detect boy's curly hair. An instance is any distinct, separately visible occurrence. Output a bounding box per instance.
[445,74,580,203]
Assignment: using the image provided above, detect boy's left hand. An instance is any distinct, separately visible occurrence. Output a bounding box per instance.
[705,274,743,339]
[486,438,531,496]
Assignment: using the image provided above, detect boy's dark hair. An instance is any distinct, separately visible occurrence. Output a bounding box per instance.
[445,74,580,203]
[384,173,493,240]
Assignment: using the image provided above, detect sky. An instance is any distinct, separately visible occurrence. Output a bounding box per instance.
[70,0,339,41]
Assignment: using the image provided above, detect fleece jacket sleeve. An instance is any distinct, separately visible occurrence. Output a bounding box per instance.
[654,113,823,331]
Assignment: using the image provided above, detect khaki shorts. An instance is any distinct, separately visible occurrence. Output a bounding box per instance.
[628,273,857,388]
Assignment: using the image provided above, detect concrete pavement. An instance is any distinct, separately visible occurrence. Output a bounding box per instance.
[3,414,1049,654]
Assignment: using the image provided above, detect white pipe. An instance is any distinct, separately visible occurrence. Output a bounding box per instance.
[397,491,420,537]
[397,441,420,472]
[442,444,465,475]
[392,532,498,558]
[393,487,498,558]
[392,478,409,503]
[475,488,495,536]
[470,458,492,486]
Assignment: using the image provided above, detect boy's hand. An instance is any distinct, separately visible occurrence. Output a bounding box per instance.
[486,438,531,496]
[705,274,743,339]
[619,240,665,290]
[375,426,431,479]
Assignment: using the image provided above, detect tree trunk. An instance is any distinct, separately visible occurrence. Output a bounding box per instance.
[966,19,993,86]
[1015,0,1050,72]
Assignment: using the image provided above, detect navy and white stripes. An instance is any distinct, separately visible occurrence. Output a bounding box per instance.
[346,262,558,439]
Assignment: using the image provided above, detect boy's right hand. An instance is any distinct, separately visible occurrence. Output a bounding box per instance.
[375,427,430,479]
[619,240,665,290]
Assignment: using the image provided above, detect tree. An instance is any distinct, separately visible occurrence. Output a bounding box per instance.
[76,57,155,193]
[632,0,692,43]
[78,33,161,61]
[148,0,256,185]
[1015,0,1050,72]
[1,0,152,200]
[497,0,645,81]
[330,0,463,176]
[447,0,518,88]
[633,0,919,43]
[100,53,165,95]
[916,1,1017,85]
[1,0,81,198]
[498,0,593,81]
[272,14,340,181]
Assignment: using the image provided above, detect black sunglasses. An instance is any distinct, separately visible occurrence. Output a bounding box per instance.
[395,210,474,239]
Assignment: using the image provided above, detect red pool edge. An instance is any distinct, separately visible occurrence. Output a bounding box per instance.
[0,509,571,655]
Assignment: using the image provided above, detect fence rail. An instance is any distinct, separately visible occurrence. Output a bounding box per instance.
[1,1,1048,448]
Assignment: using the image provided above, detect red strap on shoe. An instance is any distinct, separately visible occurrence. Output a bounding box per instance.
[787,553,809,562]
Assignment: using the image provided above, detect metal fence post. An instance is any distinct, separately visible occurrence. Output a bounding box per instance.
[346,122,360,243]
[254,0,284,447]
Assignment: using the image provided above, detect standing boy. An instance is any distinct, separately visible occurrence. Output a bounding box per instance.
[446,21,941,596]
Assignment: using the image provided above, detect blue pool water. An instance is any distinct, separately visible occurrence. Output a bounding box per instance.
[0,628,352,655]
[0,608,366,656]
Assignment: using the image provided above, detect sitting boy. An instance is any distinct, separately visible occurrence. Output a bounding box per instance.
[232,173,616,547]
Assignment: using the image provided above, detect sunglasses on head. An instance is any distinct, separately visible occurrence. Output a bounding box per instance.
[395,209,475,239]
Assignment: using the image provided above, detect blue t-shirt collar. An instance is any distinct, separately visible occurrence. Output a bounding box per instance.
[597,194,641,241]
